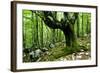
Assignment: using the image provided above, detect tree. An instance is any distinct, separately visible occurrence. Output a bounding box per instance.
[35,11,78,47]
[82,13,84,37]
[77,13,80,37]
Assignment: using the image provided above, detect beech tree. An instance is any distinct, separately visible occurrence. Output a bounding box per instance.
[36,11,78,47]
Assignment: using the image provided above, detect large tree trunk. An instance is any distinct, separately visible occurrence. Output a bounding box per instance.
[62,24,77,47]
[40,11,78,47]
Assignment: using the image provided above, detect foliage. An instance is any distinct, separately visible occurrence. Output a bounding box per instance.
[22,10,91,62]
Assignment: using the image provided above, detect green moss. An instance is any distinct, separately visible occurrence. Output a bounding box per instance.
[40,43,89,61]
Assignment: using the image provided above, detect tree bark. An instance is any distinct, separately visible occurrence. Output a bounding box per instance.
[63,24,76,47]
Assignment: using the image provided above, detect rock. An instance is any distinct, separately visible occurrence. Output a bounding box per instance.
[23,54,26,57]
[85,52,90,56]
[59,58,64,61]
[29,49,42,58]
[45,51,49,55]
[42,47,48,52]
[49,44,55,48]
[80,49,84,52]
[71,53,76,60]
[29,51,35,58]
[35,49,42,57]
[76,55,82,59]
[79,52,85,55]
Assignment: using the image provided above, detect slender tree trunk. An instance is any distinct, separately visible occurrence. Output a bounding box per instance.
[46,26,49,47]
[77,13,80,37]
[36,11,39,47]
[52,12,57,44]
[82,13,84,37]
[33,12,36,48]
[52,29,55,44]
[31,10,34,48]
[41,19,43,48]
[86,14,88,34]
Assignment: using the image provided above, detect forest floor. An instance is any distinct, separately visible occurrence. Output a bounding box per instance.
[39,36,91,61]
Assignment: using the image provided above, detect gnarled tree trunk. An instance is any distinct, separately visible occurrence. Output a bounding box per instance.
[36,11,78,47]
[62,24,77,47]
